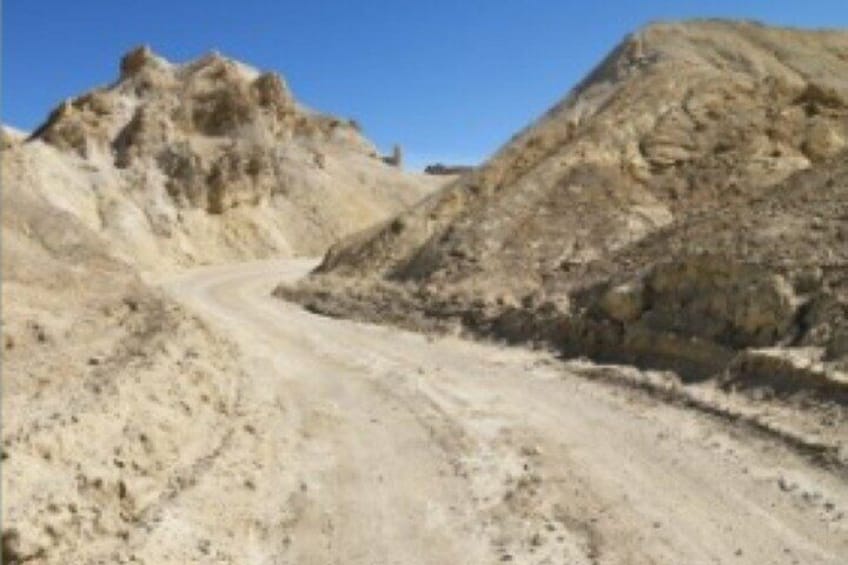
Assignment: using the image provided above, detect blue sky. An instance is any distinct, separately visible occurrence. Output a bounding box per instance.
[3,1,847,169]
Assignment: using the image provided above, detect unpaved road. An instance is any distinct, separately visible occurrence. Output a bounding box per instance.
[162,259,848,565]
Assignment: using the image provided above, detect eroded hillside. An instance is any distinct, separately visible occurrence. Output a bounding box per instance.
[1,131,247,561]
[282,20,848,390]
[13,46,443,272]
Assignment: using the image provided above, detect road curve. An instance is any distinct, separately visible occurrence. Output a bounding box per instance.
[161,259,848,565]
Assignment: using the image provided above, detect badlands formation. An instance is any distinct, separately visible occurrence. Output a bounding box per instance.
[284,20,848,399]
[4,19,848,565]
[14,46,440,270]
[1,47,442,563]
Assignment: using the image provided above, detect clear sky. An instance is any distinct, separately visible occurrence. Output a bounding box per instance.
[3,1,847,169]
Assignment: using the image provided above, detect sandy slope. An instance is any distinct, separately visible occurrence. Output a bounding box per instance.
[156,259,848,564]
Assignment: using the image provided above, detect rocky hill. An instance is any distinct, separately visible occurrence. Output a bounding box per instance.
[8,46,442,272]
[1,47,443,562]
[282,20,848,389]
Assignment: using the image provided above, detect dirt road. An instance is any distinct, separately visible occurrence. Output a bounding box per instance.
[161,259,848,564]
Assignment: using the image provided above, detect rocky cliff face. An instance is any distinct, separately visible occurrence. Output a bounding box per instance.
[9,46,442,271]
[283,20,848,387]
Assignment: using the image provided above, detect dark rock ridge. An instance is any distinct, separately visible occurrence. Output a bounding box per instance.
[424,163,473,175]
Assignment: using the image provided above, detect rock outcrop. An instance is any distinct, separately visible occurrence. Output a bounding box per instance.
[14,46,443,271]
[382,144,404,168]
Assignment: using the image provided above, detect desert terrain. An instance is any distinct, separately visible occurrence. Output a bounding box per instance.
[3,19,848,565]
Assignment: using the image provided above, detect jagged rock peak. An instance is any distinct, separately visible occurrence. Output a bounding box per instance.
[119,45,167,79]
[27,45,377,163]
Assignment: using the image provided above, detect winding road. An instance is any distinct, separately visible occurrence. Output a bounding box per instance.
[162,259,848,564]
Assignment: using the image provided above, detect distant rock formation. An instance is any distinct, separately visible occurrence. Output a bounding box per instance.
[382,144,403,168]
[424,163,473,175]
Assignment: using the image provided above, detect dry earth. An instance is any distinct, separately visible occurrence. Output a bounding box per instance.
[6,256,847,563]
[116,260,848,562]
[4,19,848,565]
